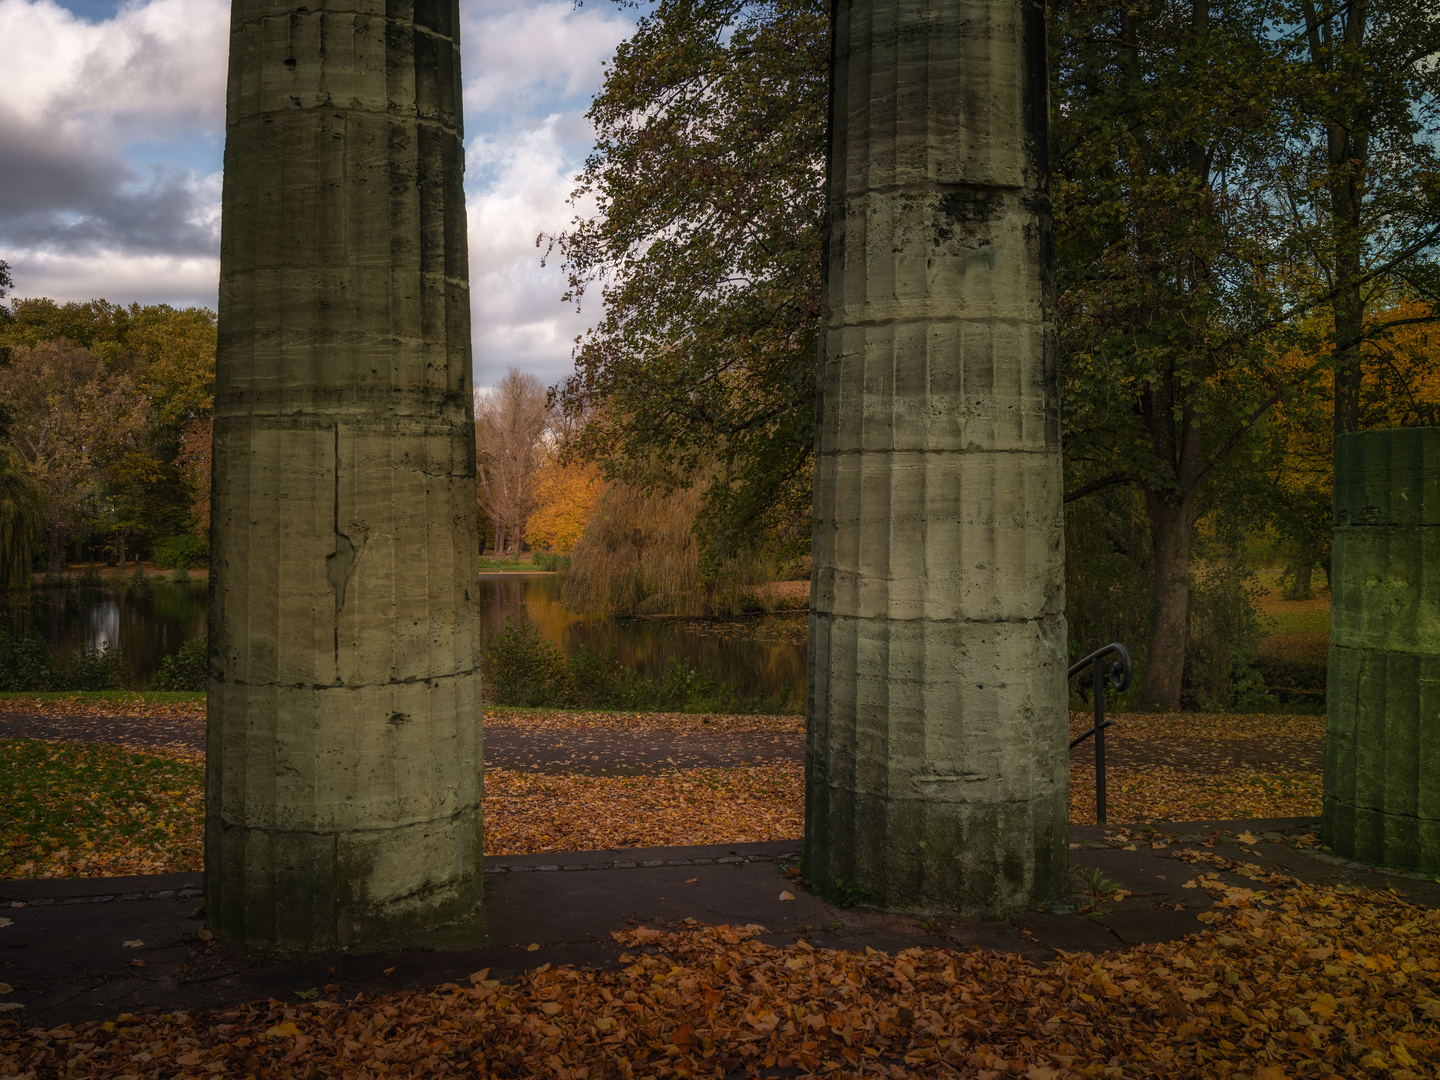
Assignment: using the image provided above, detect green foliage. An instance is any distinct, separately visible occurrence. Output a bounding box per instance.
[551,0,827,559]
[481,616,570,708]
[150,636,208,692]
[0,630,55,692]
[64,641,130,692]
[152,533,208,570]
[0,629,130,692]
[0,447,44,591]
[531,550,570,573]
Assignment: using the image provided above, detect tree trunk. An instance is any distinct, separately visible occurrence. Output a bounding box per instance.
[117,534,127,571]
[46,529,63,574]
[1286,559,1315,601]
[1141,493,1196,711]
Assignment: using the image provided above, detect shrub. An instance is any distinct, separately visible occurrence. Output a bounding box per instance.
[61,641,129,691]
[480,616,570,707]
[479,615,790,713]
[0,630,56,691]
[151,636,208,692]
[532,550,571,573]
[77,564,103,590]
[152,534,209,570]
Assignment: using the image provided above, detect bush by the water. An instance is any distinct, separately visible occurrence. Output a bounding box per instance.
[150,636,208,691]
[152,534,209,570]
[0,629,129,691]
[480,615,789,713]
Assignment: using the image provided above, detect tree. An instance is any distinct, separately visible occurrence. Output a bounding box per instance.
[475,368,552,555]
[548,0,827,562]
[0,446,43,589]
[0,342,151,571]
[558,0,1438,708]
[1278,0,1440,436]
[525,458,604,553]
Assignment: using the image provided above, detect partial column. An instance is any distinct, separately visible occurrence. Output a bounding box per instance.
[806,0,1067,915]
[206,0,483,951]
[1324,428,1440,874]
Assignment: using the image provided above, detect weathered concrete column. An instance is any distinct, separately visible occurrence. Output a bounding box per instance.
[206,0,483,951]
[1324,428,1440,873]
[805,0,1067,915]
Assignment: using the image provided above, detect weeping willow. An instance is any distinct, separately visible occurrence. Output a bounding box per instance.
[0,449,44,590]
[561,480,776,617]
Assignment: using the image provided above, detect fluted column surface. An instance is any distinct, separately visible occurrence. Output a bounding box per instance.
[1324,428,1440,874]
[206,0,483,951]
[806,0,1067,915]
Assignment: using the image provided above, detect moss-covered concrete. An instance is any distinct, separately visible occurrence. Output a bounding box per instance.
[1324,428,1440,874]
[206,0,484,952]
[805,0,1068,916]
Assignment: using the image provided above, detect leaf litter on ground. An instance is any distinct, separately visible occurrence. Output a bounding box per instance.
[4,853,1438,1078]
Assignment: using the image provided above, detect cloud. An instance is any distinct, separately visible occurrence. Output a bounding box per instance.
[0,0,227,294]
[0,0,633,390]
[467,116,602,392]
[462,0,632,120]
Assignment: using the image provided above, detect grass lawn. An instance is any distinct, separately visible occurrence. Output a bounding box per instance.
[0,707,1325,879]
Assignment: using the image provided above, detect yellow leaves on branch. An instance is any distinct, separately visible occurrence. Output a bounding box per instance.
[525,458,605,553]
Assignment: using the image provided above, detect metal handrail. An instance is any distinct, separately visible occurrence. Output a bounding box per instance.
[1067,642,1133,826]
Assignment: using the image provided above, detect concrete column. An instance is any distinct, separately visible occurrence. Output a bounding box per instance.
[1324,428,1440,874]
[806,0,1067,915]
[206,0,483,951]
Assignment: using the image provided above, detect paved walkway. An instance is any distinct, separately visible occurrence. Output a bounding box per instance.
[0,708,1323,775]
[6,818,1439,1027]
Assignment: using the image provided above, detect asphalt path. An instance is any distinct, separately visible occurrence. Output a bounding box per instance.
[0,708,1322,776]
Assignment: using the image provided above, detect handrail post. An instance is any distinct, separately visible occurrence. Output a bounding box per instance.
[1092,654,1107,826]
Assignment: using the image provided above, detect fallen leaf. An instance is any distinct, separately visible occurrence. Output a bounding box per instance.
[382,967,394,975]
[778,890,796,901]
[526,943,540,952]
[265,1022,299,1038]
[1236,831,1258,845]
[0,918,11,928]
[685,877,698,884]
[121,939,143,948]
[0,981,12,994]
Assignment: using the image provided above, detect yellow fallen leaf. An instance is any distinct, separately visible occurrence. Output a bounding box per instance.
[265,1022,299,1038]
[0,982,12,995]
[778,891,796,901]
[1236,831,1258,845]
[1393,1041,1417,1068]
[0,918,11,928]
[122,939,143,948]
[685,877,698,884]
[527,943,540,952]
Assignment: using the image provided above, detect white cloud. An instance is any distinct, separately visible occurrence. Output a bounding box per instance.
[0,0,634,392]
[0,0,228,140]
[467,116,601,392]
[462,0,631,119]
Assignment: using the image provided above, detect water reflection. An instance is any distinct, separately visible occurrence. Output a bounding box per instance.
[478,573,808,701]
[2,573,808,700]
[2,581,209,687]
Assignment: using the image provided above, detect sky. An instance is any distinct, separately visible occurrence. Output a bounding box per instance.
[0,0,638,391]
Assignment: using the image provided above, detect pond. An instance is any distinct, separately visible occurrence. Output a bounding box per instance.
[2,573,809,701]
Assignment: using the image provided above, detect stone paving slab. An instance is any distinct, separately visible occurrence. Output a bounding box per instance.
[8,816,1437,1028]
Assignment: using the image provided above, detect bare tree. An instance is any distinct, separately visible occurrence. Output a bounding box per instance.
[474,368,551,555]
